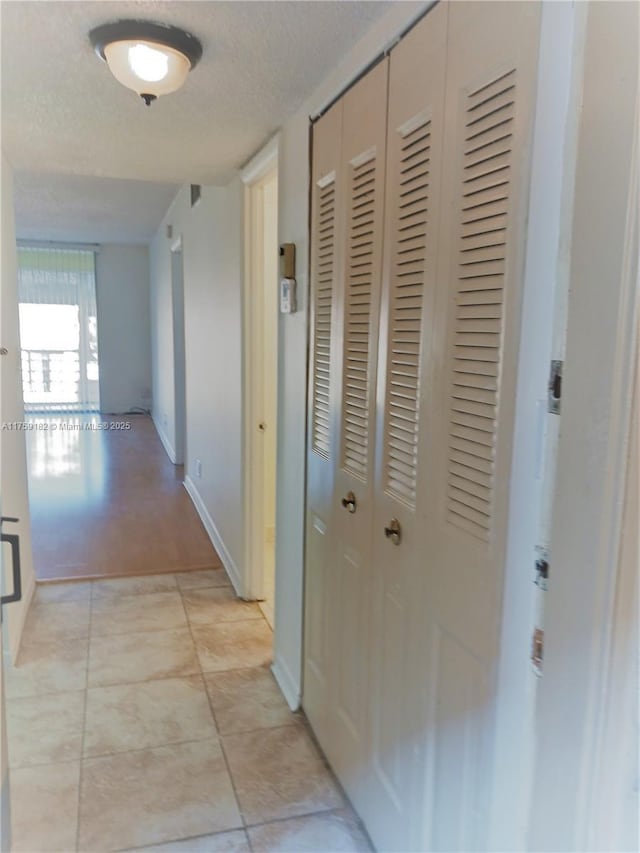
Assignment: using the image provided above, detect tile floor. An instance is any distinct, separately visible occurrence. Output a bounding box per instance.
[6,569,371,853]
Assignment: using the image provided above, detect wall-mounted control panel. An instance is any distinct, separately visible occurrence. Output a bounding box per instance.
[280,243,297,314]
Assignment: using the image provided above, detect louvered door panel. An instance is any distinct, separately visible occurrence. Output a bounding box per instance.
[341,152,377,479]
[365,6,448,852]
[304,101,344,749]
[311,175,337,458]
[329,58,388,815]
[420,4,540,851]
[385,114,431,505]
[447,69,515,541]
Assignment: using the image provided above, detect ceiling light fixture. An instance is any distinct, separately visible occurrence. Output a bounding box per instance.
[89,20,203,106]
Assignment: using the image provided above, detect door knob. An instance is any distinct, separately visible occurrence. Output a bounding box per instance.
[258,422,266,431]
[384,518,402,545]
[341,491,357,513]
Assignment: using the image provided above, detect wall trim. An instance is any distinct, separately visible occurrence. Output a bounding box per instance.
[530,3,639,848]
[271,655,301,711]
[241,139,280,602]
[152,414,176,464]
[184,475,242,596]
[241,133,280,186]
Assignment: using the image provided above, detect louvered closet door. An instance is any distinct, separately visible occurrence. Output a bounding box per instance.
[328,59,389,799]
[419,3,541,849]
[362,7,448,852]
[304,101,344,748]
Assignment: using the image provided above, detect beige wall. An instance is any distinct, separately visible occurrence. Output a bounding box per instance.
[1,153,36,663]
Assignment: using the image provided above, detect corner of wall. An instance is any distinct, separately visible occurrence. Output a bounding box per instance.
[152,412,177,464]
[183,475,243,594]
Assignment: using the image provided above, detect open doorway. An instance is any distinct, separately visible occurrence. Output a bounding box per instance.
[18,246,100,414]
[171,240,187,466]
[243,147,279,628]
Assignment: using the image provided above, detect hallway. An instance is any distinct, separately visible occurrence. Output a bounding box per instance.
[27,415,218,581]
[5,568,370,852]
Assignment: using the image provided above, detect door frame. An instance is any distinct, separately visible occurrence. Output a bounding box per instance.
[241,135,280,600]
[170,237,186,466]
[530,2,639,849]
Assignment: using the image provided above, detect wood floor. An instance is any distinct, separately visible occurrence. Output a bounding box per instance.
[27,414,221,581]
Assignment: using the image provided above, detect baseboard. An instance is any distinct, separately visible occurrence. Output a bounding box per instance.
[183,476,242,596]
[272,655,301,711]
[152,415,176,464]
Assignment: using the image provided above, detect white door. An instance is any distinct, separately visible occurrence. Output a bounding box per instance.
[304,4,541,850]
[362,6,448,851]
[171,246,186,465]
[1,332,10,851]
[419,3,541,849]
[328,59,388,803]
[304,100,343,748]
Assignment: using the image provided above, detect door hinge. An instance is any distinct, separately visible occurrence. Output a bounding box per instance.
[531,627,544,676]
[547,360,563,414]
[535,546,549,591]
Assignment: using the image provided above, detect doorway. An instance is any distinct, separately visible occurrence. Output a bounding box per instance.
[243,146,279,627]
[17,246,100,414]
[171,241,187,466]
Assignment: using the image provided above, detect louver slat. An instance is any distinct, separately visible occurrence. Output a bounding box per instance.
[447,70,516,541]
[342,155,377,478]
[384,118,431,505]
[311,177,336,458]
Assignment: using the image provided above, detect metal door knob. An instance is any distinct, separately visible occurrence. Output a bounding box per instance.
[384,518,402,545]
[258,422,266,431]
[341,491,357,513]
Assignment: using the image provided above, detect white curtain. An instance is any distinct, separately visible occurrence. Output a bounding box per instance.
[17,246,100,413]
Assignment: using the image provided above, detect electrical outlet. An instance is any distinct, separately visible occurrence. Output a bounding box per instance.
[195,459,202,479]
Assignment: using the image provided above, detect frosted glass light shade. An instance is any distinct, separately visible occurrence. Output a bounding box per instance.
[104,39,191,97]
[90,20,203,103]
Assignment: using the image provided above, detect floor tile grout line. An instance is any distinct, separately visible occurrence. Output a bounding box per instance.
[112,824,247,853]
[19,657,284,696]
[182,589,250,835]
[83,734,222,764]
[115,805,364,853]
[75,583,93,853]
[7,718,304,772]
[86,601,261,642]
[121,806,366,852]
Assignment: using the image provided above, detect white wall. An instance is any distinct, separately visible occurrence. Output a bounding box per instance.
[149,182,245,589]
[96,245,152,414]
[1,153,36,663]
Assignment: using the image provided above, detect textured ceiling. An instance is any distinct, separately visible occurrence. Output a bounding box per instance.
[13,172,179,244]
[2,0,394,242]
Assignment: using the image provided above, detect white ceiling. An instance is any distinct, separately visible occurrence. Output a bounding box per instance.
[2,0,394,243]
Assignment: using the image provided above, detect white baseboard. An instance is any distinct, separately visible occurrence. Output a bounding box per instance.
[272,655,301,711]
[152,415,176,464]
[183,476,242,596]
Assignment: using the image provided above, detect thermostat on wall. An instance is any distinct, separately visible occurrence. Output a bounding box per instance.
[280,277,297,314]
[279,243,297,314]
